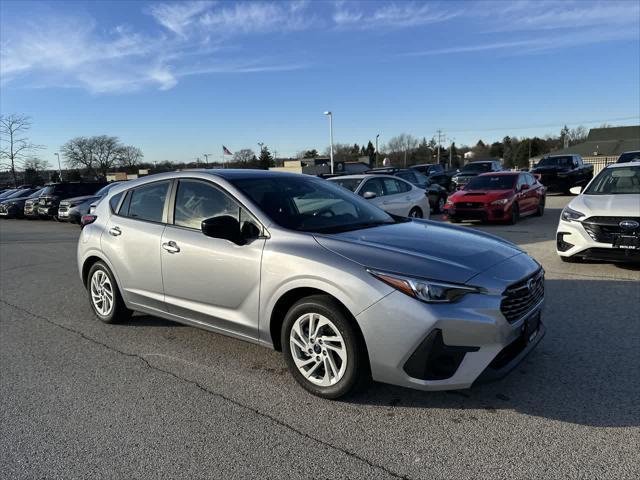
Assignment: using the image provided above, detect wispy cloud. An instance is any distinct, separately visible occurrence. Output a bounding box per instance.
[0,1,313,94]
[334,1,459,29]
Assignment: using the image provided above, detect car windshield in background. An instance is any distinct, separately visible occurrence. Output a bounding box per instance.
[330,178,364,192]
[461,163,492,173]
[231,176,396,233]
[538,156,572,167]
[95,182,120,196]
[617,152,640,163]
[465,175,516,190]
[41,185,64,195]
[584,166,640,195]
[4,189,31,199]
[28,188,46,198]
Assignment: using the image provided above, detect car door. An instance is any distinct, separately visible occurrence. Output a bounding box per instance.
[358,177,387,211]
[100,180,170,312]
[526,173,543,210]
[160,178,266,339]
[381,177,413,215]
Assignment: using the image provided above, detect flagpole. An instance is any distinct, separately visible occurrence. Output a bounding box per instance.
[222,146,225,169]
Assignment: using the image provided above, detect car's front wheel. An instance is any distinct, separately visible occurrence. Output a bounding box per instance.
[282,295,369,399]
[408,207,423,218]
[86,261,132,324]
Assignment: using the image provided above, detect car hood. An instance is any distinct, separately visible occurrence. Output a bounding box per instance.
[450,189,513,201]
[314,220,523,284]
[61,195,99,204]
[570,194,640,217]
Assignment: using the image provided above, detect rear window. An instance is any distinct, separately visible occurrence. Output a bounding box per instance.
[461,163,493,173]
[330,178,364,192]
[617,152,640,163]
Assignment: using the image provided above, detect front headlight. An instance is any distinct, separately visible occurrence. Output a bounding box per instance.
[369,270,482,303]
[561,206,585,222]
[491,198,509,206]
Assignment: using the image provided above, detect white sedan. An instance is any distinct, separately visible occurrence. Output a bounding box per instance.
[329,174,430,219]
[556,161,640,263]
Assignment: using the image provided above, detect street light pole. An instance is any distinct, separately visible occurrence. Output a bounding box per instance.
[203,153,211,167]
[54,153,62,181]
[324,111,334,174]
[375,134,380,167]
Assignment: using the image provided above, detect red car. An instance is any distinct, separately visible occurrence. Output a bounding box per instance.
[444,171,546,224]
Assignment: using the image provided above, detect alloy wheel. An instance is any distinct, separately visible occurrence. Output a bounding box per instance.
[289,313,347,386]
[90,270,114,316]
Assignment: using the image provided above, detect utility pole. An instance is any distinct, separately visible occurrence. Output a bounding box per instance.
[324,111,334,174]
[436,129,443,165]
[54,153,62,182]
[375,134,380,167]
[203,153,211,167]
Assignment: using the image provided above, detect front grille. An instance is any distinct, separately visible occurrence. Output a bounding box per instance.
[456,202,484,208]
[500,269,544,323]
[582,216,640,244]
[58,206,69,213]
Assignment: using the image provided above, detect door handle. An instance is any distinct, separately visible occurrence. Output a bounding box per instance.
[108,226,121,236]
[162,241,180,254]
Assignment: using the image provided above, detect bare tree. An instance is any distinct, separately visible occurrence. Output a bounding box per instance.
[23,157,51,173]
[233,148,255,164]
[385,134,419,167]
[0,114,43,186]
[117,145,144,169]
[61,137,96,174]
[62,135,123,178]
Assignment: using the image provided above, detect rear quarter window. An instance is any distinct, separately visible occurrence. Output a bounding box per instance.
[109,192,124,213]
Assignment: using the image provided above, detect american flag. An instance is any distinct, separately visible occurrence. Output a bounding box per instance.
[222,145,233,155]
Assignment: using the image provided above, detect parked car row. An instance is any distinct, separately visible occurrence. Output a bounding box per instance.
[0,181,117,222]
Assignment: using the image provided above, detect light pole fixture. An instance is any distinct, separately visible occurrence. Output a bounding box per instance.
[324,111,334,174]
[375,134,380,167]
[203,153,211,167]
[257,142,264,153]
[54,153,62,181]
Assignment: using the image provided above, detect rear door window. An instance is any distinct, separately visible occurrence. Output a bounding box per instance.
[122,181,170,223]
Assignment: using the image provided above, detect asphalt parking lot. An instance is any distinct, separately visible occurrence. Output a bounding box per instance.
[1,195,639,480]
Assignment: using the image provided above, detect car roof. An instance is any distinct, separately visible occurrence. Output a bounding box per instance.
[606,160,640,168]
[478,171,519,176]
[327,174,401,181]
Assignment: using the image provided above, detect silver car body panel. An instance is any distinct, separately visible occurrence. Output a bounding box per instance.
[78,170,544,391]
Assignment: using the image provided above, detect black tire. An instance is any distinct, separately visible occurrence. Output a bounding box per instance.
[86,261,132,324]
[408,207,423,219]
[535,196,545,217]
[434,196,446,214]
[509,203,519,225]
[281,295,369,399]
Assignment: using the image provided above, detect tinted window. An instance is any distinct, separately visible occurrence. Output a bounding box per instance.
[465,175,516,190]
[537,156,573,168]
[361,178,385,197]
[96,182,121,197]
[109,192,123,213]
[330,178,364,192]
[395,179,412,193]
[174,180,239,229]
[123,181,169,222]
[617,151,640,163]
[461,163,493,173]
[396,171,417,184]
[231,176,394,233]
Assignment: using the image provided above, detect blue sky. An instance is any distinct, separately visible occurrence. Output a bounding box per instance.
[1,0,639,164]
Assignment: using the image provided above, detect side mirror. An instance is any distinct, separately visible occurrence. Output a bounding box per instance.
[520,184,530,191]
[569,186,582,195]
[363,191,377,199]
[201,215,241,244]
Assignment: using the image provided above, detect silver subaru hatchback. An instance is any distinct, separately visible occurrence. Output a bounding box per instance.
[78,170,545,399]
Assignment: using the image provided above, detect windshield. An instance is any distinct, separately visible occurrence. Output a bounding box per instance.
[617,152,640,163]
[4,189,31,199]
[0,189,18,199]
[584,166,640,195]
[329,177,364,192]
[41,184,64,195]
[537,156,573,167]
[95,182,120,196]
[231,175,396,233]
[465,175,516,190]
[28,187,46,198]
[461,163,493,173]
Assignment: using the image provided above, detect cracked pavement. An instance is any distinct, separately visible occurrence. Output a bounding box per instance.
[1,195,639,479]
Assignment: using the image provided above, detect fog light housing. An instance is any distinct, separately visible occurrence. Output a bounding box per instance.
[557,232,574,252]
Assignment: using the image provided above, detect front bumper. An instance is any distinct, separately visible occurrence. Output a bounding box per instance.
[445,203,511,222]
[38,205,58,217]
[356,261,544,391]
[556,219,640,262]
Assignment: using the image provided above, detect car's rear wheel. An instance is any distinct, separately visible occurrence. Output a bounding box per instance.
[87,261,132,324]
[408,207,423,218]
[282,295,369,399]
[434,196,446,214]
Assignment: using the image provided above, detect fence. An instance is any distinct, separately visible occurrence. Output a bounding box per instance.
[529,156,617,176]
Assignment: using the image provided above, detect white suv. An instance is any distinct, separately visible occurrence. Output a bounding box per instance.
[556,161,640,263]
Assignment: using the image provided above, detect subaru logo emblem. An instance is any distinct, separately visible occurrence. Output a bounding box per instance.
[619,220,639,230]
[527,278,536,293]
